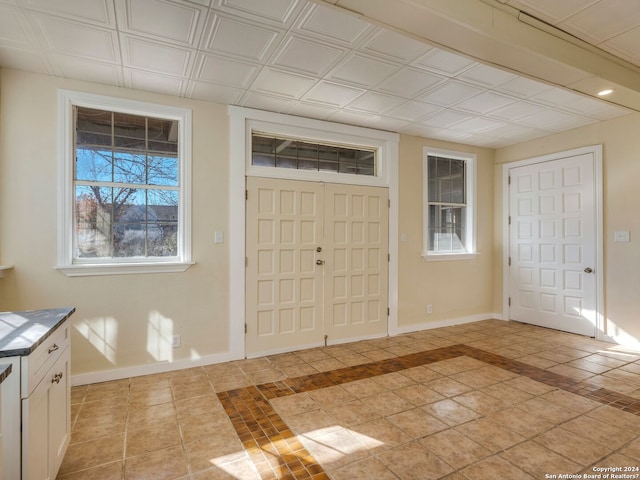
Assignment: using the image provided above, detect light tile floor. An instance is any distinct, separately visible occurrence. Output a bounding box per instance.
[59,320,640,479]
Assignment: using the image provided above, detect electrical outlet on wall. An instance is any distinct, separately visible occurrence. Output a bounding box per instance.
[426,304,433,314]
[172,334,181,348]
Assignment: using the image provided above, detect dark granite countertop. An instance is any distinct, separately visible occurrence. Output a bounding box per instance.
[0,308,76,358]
[0,364,11,384]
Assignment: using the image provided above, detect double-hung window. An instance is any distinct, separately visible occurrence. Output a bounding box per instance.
[423,147,476,259]
[57,90,192,276]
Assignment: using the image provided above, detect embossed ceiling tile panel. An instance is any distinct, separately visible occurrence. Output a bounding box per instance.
[271,35,345,76]
[21,0,115,26]
[241,91,293,112]
[251,67,316,99]
[557,0,640,44]
[457,63,517,88]
[0,45,50,74]
[495,76,553,99]
[529,87,587,108]
[386,100,442,122]
[361,28,430,63]
[420,110,470,129]
[455,91,517,115]
[217,0,303,28]
[327,53,398,89]
[450,116,507,134]
[518,109,596,131]
[116,0,206,46]
[285,101,336,120]
[562,97,630,120]
[345,91,405,115]
[201,14,282,62]
[488,101,546,122]
[418,81,484,107]
[412,48,477,76]
[122,35,193,76]
[50,53,123,86]
[295,2,373,46]
[489,123,545,141]
[0,4,36,47]
[126,68,185,96]
[194,52,258,87]
[505,0,598,25]
[303,80,365,107]
[28,13,119,63]
[187,80,244,104]
[375,67,445,98]
[354,115,409,132]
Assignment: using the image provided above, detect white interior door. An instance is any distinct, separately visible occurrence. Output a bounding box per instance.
[508,152,597,336]
[246,177,388,356]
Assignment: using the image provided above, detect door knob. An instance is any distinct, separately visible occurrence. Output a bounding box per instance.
[584,267,593,273]
[316,246,322,253]
[316,259,324,265]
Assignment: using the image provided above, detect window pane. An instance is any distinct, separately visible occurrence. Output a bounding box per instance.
[75,186,112,257]
[113,152,146,184]
[251,134,375,176]
[76,108,111,148]
[113,112,146,150]
[148,155,178,186]
[113,189,146,257]
[148,118,178,154]
[428,204,467,253]
[148,190,178,256]
[450,159,465,203]
[76,148,112,182]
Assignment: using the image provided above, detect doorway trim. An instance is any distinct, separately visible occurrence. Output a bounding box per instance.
[501,145,605,339]
[229,106,400,359]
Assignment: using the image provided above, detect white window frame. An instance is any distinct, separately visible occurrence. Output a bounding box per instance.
[423,147,477,261]
[56,90,193,276]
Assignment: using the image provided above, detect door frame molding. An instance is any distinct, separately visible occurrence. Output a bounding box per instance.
[501,145,605,339]
[229,106,400,359]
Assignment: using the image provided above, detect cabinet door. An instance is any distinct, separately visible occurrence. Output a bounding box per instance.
[22,346,70,480]
[48,346,70,478]
[22,378,48,480]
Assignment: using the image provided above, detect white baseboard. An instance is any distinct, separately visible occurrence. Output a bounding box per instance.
[391,313,502,336]
[71,351,242,386]
[71,313,508,386]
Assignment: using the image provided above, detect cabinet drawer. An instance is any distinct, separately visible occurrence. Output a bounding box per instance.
[21,320,69,398]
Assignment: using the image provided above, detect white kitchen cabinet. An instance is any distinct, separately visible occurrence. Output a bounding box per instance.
[0,309,75,480]
[22,344,70,480]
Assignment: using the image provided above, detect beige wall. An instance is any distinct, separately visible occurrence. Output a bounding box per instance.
[0,68,497,380]
[0,68,231,376]
[494,113,640,346]
[397,134,495,328]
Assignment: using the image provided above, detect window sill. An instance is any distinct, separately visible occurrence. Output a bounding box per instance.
[56,261,195,277]
[422,252,479,262]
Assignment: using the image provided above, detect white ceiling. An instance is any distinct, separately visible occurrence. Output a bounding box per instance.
[0,0,635,148]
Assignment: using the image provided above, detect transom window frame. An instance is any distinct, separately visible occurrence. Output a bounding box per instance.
[423,147,477,261]
[56,90,193,276]
[245,118,390,187]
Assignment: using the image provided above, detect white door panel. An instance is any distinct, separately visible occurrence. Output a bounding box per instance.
[246,177,389,356]
[509,153,596,336]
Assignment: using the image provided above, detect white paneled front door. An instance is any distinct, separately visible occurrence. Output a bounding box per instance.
[508,152,597,336]
[246,177,388,356]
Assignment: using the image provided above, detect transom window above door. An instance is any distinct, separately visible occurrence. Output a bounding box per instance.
[251,133,376,176]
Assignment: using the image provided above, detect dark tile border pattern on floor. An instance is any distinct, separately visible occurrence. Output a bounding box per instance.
[217,344,640,479]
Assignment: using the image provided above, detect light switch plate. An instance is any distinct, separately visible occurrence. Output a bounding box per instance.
[215,231,224,244]
[614,231,630,242]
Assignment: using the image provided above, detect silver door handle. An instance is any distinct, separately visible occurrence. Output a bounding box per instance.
[316,259,324,265]
[584,267,593,273]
